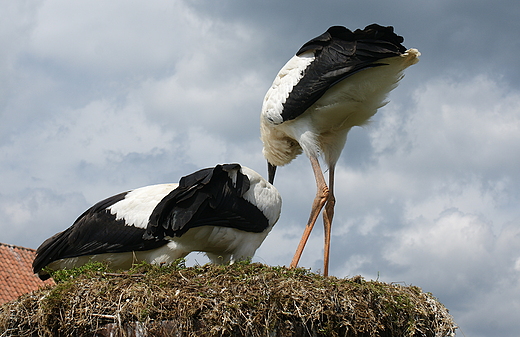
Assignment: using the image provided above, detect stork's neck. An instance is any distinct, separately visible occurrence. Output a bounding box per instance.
[260,118,303,167]
[240,166,282,227]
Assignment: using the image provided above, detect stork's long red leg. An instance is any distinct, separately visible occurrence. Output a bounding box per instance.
[290,156,329,270]
[322,165,336,276]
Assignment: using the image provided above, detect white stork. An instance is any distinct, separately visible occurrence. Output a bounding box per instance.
[260,24,419,276]
[33,164,281,280]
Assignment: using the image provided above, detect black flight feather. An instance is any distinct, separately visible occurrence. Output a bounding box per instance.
[280,24,408,123]
[32,191,168,275]
[145,164,269,240]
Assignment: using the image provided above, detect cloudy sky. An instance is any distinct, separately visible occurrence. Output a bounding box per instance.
[2,0,520,335]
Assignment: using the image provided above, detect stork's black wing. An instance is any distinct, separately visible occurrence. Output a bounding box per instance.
[32,192,168,274]
[280,24,407,122]
[145,164,269,240]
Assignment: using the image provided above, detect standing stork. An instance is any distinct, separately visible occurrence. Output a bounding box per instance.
[260,24,419,276]
[33,164,281,280]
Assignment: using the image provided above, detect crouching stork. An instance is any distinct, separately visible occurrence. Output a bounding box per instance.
[33,164,282,280]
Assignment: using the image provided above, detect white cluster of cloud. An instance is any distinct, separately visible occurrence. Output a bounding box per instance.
[1,1,519,336]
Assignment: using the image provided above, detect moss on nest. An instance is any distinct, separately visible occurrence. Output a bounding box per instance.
[0,261,457,336]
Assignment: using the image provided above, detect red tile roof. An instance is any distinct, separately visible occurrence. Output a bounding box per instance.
[0,242,54,304]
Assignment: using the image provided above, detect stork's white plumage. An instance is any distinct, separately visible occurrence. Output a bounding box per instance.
[260,24,419,276]
[33,164,281,280]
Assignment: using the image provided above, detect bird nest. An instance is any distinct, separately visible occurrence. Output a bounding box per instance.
[0,261,457,336]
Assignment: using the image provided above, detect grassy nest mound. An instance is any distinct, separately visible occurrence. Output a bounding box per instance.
[1,261,456,336]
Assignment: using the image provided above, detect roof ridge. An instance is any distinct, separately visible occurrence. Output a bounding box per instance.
[0,242,36,252]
